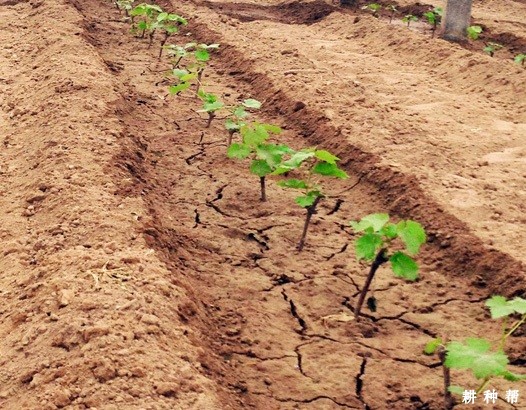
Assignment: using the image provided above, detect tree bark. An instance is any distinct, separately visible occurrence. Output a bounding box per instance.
[440,0,473,42]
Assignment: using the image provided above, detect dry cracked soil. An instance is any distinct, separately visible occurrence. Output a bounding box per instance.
[0,0,525,409]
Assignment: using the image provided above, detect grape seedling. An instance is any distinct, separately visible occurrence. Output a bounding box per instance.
[483,42,503,57]
[362,3,381,18]
[402,14,418,27]
[387,5,397,23]
[514,53,526,66]
[130,3,163,40]
[197,91,224,128]
[425,296,526,409]
[275,149,348,251]
[423,7,442,37]
[467,25,483,40]
[350,213,426,320]
[227,122,287,202]
[225,99,262,146]
[166,43,220,93]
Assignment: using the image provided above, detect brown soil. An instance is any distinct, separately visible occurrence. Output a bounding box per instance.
[0,0,524,409]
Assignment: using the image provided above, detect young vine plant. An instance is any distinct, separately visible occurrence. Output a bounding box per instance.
[197,91,224,128]
[274,149,348,251]
[225,98,262,146]
[425,296,526,409]
[227,122,286,202]
[350,213,426,320]
[423,7,442,37]
[166,42,219,93]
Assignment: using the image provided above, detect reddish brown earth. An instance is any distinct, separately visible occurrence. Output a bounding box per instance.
[0,0,524,409]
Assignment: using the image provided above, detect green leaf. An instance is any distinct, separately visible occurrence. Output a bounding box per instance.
[242,99,262,109]
[233,106,247,119]
[256,144,292,167]
[179,73,197,82]
[390,252,419,281]
[241,124,269,147]
[272,150,314,175]
[261,123,282,134]
[278,179,308,189]
[448,386,465,396]
[169,82,191,94]
[312,162,348,179]
[314,150,339,164]
[445,338,509,379]
[424,338,443,355]
[194,49,210,62]
[396,220,426,255]
[380,223,398,239]
[225,119,241,131]
[487,296,526,318]
[502,371,526,381]
[509,297,526,314]
[486,296,517,319]
[227,143,251,159]
[250,160,273,177]
[467,25,482,40]
[202,101,224,112]
[355,233,383,261]
[350,213,390,233]
[295,192,320,208]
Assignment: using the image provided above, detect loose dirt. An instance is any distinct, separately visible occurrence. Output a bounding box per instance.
[0,0,524,409]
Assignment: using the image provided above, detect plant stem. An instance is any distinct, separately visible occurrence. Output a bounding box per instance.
[354,248,388,320]
[196,69,204,95]
[499,316,508,350]
[148,29,156,48]
[504,314,526,339]
[158,32,169,60]
[227,130,235,147]
[205,112,215,128]
[260,176,267,202]
[297,196,321,251]
[438,347,454,410]
[476,377,490,394]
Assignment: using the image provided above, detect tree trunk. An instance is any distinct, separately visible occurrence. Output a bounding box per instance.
[440,0,473,42]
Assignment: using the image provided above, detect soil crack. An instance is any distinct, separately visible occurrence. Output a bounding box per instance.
[282,290,307,333]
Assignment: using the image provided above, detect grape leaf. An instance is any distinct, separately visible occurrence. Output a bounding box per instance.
[242,125,268,147]
[169,82,191,94]
[350,213,390,233]
[225,119,241,131]
[312,162,348,179]
[380,223,398,239]
[502,371,526,381]
[486,296,517,319]
[227,143,251,159]
[295,192,319,208]
[390,252,419,281]
[194,49,210,62]
[256,144,288,168]
[278,179,308,189]
[202,101,224,112]
[273,150,314,175]
[250,160,273,177]
[242,99,262,109]
[355,233,383,261]
[445,338,508,379]
[509,297,526,314]
[233,106,247,119]
[396,220,426,255]
[314,150,339,164]
[261,123,282,134]
[424,338,443,355]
